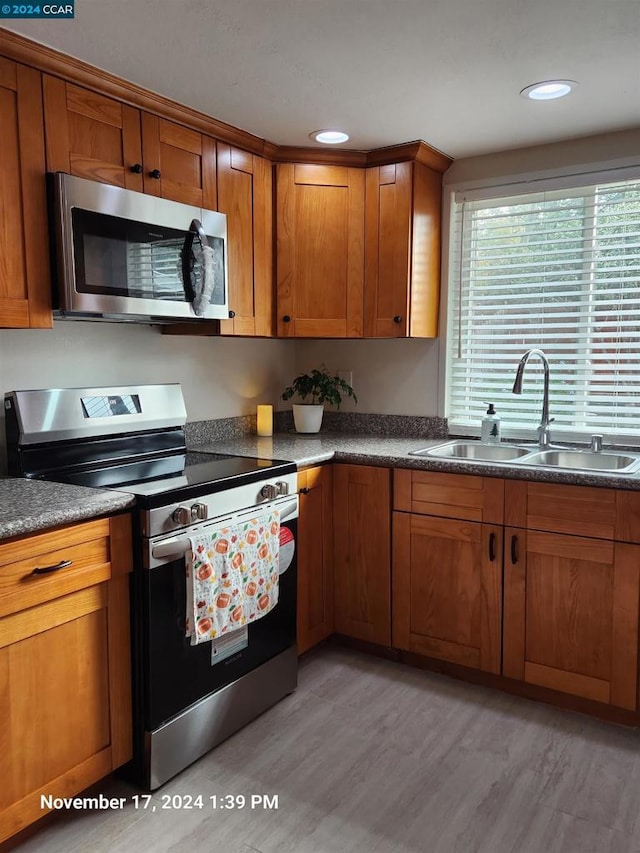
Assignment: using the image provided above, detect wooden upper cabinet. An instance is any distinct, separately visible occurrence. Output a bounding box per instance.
[43,76,143,190]
[0,60,51,329]
[503,527,640,710]
[218,144,273,336]
[276,163,365,337]
[43,79,216,206]
[141,113,216,207]
[364,161,442,338]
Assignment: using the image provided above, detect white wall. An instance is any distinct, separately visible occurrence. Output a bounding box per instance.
[294,338,441,416]
[444,128,640,187]
[0,321,296,471]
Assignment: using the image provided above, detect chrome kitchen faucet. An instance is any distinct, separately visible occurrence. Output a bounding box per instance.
[512,348,554,448]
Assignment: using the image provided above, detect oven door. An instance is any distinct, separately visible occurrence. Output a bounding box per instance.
[52,172,228,321]
[140,497,298,731]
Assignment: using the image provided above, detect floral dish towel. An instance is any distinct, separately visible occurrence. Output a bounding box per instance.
[186,508,280,645]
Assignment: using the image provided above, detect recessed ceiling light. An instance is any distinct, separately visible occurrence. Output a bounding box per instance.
[309,130,350,144]
[520,80,578,100]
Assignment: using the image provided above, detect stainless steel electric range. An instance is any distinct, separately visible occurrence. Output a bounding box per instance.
[5,383,298,789]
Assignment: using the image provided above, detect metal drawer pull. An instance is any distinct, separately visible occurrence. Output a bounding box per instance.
[488,532,496,562]
[32,559,73,576]
[299,487,310,494]
[510,535,519,565]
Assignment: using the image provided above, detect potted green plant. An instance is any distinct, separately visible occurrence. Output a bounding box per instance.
[281,367,357,433]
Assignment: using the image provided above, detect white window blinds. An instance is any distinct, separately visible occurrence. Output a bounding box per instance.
[446,178,640,438]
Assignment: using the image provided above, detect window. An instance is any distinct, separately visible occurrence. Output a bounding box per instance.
[446,177,640,440]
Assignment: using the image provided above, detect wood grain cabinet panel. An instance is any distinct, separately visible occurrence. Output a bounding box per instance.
[503,526,640,710]
[0,59,51,328]
[0,515,133,843]
[44,75,143,190]
[394,469,504,524]
[364,161,442,337]
[141,113,216,207]
[276,163,365,337]
[43,80,216,207]
[393,513,502,673]
[333,465,391,644]
[218,144,273,336]
[297,466,334,654]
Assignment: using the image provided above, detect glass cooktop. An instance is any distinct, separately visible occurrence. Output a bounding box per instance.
[36,450,296,507]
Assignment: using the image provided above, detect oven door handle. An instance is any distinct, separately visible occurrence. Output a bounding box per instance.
[150,498,298,564]
[152,538,190,561]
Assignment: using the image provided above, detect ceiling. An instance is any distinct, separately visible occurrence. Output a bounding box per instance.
[6,0,640,159]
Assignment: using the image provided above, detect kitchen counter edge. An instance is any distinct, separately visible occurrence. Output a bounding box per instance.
[0,478,136,542]
[191,433,640,491]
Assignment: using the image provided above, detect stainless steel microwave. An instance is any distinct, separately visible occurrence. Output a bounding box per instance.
[50,173,228,323]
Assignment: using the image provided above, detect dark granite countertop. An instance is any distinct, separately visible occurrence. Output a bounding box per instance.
[191,432,640,491]
[0,478,135,541]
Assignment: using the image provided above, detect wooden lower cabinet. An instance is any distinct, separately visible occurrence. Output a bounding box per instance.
[0,515,133,843]
[297,466,334,654]
[503,527,640,710]
[333,465,391,645]
[392,513,502,673]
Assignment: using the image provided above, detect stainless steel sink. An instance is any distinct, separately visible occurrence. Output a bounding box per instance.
[410,440,640,474]
[519,449,640,473]
[411,441,531,462]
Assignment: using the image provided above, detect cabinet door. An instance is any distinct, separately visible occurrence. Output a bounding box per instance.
[43,76,143,190]
[393,513,502,673]
[276,163,364,337]
[503,527,640,710]
[141,114,216,207]
[0,60,51,328]
[297,466,334,654]
[333,465,390,644]
[218,144,273,336]
[0,515,132,843]
[364,161,441,338]
[364,162,412,337]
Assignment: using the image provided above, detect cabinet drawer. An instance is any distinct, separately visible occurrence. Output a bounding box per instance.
[394,469,504,524]
[0,518,116,618]
[505,481,640,542]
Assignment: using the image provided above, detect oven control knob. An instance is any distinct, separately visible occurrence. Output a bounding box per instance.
[260,483,278,500]
[275,481,289,496]
[172,506,192,525]
[192,502,208,521]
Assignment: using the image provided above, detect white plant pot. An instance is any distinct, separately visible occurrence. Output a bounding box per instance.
[292,404,324,434]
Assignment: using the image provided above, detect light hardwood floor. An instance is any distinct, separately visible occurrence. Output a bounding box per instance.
[8,644,640,853]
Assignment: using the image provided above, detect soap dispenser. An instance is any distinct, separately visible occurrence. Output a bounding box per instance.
[481,403,501,445]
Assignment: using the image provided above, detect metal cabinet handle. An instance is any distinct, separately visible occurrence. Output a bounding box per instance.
[488,532,496,562]
[228,310,236,318]
[393,315,402,324]
[130,163,143,174]
[299,487,310,494]
[282,315,291,323]
[32,559,73,576]
[510,535,519,565]
[149,169,161,179]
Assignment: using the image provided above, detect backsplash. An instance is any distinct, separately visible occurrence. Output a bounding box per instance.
[186,412,448,443]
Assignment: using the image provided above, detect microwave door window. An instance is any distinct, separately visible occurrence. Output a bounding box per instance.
[71,209,190,303]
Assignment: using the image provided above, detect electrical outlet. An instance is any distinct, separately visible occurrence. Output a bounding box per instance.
[336,369,353,388]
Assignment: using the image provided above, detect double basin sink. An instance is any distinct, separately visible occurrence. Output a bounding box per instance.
[410,441,640,474]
